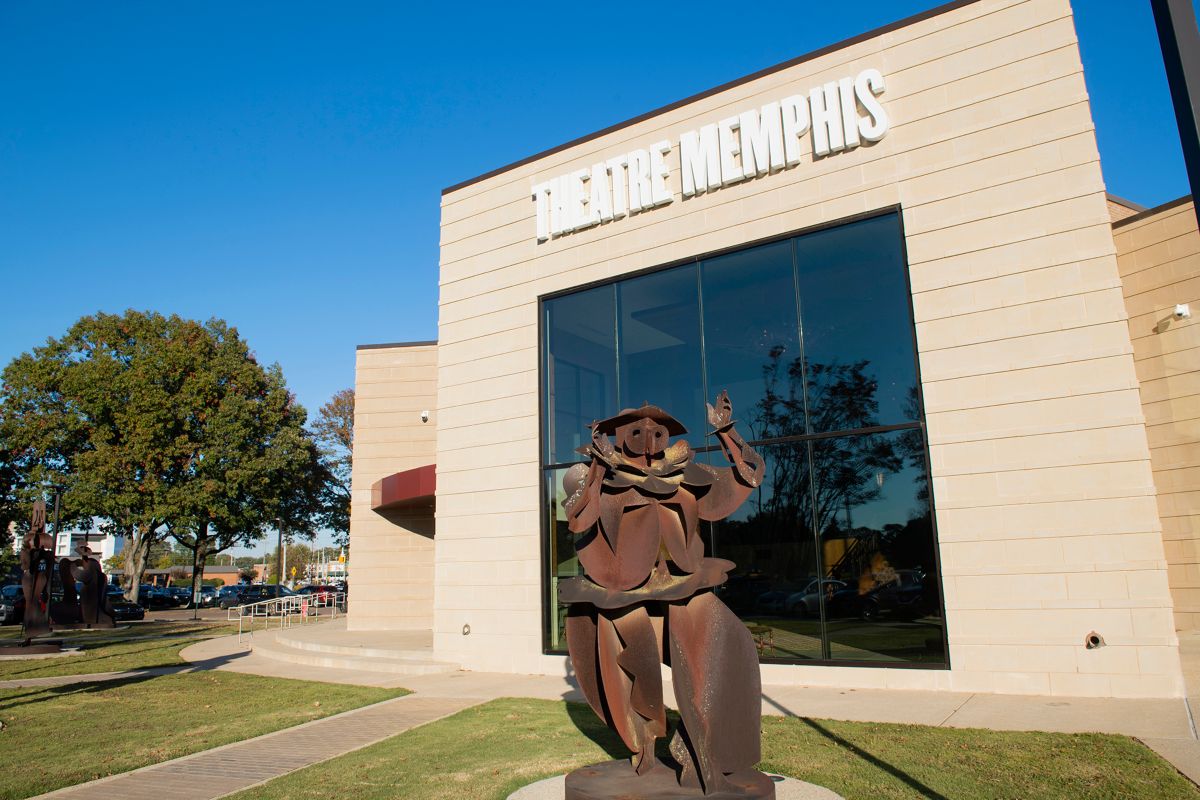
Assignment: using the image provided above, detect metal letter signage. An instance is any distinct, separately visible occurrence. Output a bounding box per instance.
[560,392,775,799]
[532,68,888,242]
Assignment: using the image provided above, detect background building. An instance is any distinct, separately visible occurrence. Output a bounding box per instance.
[53,530,124,562]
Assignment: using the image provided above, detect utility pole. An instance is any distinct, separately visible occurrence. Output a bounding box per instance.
[1151,0,1200,229]
[275,521,284,586]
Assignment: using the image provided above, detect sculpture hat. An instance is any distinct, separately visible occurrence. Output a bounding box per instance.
[75,544,96,558]
[591,403,687,436]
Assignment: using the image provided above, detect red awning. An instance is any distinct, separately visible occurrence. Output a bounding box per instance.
[371,464,436,511]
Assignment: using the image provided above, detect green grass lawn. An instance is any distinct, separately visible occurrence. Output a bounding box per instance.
[221,698,1200,800]
[0,620,240,679]
[0,671,407,800]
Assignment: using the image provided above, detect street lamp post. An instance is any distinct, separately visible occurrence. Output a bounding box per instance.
[275,521,283,587]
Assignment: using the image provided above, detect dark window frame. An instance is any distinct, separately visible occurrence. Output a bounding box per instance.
[536,205,951,670]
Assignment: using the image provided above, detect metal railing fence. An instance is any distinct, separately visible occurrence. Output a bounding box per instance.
[227,591,346,643]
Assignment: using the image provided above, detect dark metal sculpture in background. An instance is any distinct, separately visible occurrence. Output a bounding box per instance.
[19,500,56,639]
[13,500,116,648]
[561,391,772,799]
[72,545,115,627]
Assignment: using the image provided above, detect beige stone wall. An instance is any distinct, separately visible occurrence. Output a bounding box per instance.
[347,343,438,631]
[434,0,1183,696]
[1114,198,1200,632]
[1107,197,1143,224]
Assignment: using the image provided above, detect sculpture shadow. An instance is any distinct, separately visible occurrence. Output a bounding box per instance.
[795,717,950,800]
[0,672,166,713]
[559,656,629,761]
[0,643,251,709]
[563,700,630,761]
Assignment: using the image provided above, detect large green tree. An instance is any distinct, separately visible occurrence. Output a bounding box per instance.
[311,387,353,545]
[0,439,21,580]
[0,310,322,603]
[162,323,325,604]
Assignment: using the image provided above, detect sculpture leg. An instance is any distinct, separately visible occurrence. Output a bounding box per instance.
[608,606,667,773]
[566,605,605,721]
[668,591,762,794]
[567,604,667,775]
[22,570,50,638]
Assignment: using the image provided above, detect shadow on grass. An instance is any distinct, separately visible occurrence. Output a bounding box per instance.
[0,646,251,710]
[0,628,243,679]
[564,700,629,761]
[796,716,950,800]
[0,673,165,712]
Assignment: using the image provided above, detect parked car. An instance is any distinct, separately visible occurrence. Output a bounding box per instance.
[167,586,193,606]
[219,583,295,610]
[109,596,146,621]
[216,585,243,608]
[856,569,929,621]
[137,584,177,609]
[0,585,25,624]
[714,573,772,615]
[784,579,848,618]
[753,589,794,616]
[295,584,339,603]
[197,586,218,607]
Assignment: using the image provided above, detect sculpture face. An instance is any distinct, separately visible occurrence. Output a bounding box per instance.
[560,393,774,799]
[614,417,669,459]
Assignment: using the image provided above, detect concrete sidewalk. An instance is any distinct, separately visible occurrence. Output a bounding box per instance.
[33,693,477,800]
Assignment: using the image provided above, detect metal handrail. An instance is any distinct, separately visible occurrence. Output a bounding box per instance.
[227,591,346,643]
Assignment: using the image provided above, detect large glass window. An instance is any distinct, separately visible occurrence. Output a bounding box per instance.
[539,210,947,668]
[794,214,919,432]
[701,240,802,444]
[544,284,617,465]
[617,266,706,440]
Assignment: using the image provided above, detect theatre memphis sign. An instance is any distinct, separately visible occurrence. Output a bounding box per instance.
[531,68,889,243]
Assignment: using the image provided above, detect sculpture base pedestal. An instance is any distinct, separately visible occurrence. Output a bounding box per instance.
[50,622,117,631]
[509,767,843,800]
[565,760,774,799]
[0,640,62,656]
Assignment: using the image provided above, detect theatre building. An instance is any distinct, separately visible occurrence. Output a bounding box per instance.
[348,0,1198,698]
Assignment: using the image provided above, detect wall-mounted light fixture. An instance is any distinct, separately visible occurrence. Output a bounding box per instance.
[420,410,430,423]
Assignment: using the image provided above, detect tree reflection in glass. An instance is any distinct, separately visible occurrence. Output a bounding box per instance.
[540,210,946,665]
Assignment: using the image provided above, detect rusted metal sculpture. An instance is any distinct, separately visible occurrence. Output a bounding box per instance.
[13,502,116,645]
[19,500,56,639]
[561,391,772,799]
[72,545,115,627]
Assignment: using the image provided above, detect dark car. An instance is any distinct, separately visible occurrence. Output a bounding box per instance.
[197,586,218,607]
[785,579,848,618]
[0,585,25,625]
[295,584,339,603]
[857,569,929,620]
[167,586,193,606]
[216,585,245,609]
[137,584,176,610]
[819,569,929,621]
[219,583,295,610]
[714,573,773,615]
[109,596,146,621]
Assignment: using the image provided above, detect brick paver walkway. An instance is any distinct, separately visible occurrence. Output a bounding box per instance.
[33,694,478,800]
